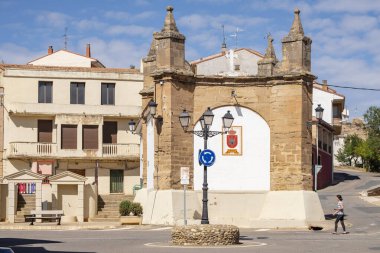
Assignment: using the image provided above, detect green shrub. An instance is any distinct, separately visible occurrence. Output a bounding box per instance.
[119,200,132,216]
[131,202,143,216]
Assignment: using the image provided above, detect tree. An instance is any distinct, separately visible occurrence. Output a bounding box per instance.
[335,134,363,166]
[364,106,380,136]
[361,106,380,172]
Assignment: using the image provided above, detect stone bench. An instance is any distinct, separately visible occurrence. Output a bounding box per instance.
[26,210,64,225]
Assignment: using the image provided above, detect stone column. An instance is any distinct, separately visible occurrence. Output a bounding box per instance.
[78,123,83,151]
[51,184,58,210]
[98,123,103,157]
[77,184,84,222]
[56,123,61,152]
[7,182,15,223]
[35,182,42,212]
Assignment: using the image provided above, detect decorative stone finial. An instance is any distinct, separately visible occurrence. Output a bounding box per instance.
[264,34,277,60]
[162,5,179,32]
[288,7,304,36]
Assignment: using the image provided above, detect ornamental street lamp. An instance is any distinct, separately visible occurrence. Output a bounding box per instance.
[148,100,158,116]
[128,120,136,132]
[179,107,234,224]
[314,104,324,191]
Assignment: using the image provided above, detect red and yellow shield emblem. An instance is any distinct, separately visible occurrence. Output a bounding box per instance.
[227,129,238,148]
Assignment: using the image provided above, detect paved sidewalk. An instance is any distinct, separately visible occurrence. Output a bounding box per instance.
[0,221,124,230]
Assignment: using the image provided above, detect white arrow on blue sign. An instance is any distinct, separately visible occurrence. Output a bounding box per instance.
[199,149,216,167]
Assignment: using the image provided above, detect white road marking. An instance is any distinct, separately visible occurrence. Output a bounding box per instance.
[150,227,173,231]
[145,241,267,248]
[255,229,270,232]
[96,227,133,231]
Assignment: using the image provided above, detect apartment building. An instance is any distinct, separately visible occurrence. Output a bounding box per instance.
[312,81,345,189]
[0,46,143,222]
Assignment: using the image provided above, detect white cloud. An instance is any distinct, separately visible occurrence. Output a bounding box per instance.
[77,37,149,68]
[105,25,154,37]
[104,10,156,21]
[314,0,380,13]
[340,15,378,33]
[314,56,380,88]
[36,11,70,28]
[76,19,107,30]
[178,14,268,31]
[0,43,43,64]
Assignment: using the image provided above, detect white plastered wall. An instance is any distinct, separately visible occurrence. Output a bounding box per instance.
[29,51,93,67]
[193,106,270,191]
[195,49,261,76]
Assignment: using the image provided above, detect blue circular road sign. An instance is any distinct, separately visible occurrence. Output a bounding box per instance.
[199,149,216,167]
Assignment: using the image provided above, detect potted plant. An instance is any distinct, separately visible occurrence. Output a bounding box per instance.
[119,200,143,225]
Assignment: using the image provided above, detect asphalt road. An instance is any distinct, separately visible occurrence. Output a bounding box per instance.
[1,169,379,253]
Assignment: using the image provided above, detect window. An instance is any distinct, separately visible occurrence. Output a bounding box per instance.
[70,82,85,104]
[333,104,341,118]
[103,121,117,144]
[38,81,52,103]
[61,125,77,149]
[38,120,53,143]
[83,125,98,149]
[101,83,115,105]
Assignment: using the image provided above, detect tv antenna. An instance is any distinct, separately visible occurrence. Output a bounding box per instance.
[63,27,68,50]
[221,25,227,49]
[230,27,244,49]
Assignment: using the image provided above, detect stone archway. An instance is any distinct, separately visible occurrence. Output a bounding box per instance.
[193,106,270,191]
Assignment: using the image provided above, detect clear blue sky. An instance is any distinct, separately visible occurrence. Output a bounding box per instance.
[1,0,379,118]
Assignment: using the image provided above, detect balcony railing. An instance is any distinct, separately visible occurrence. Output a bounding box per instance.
[102,144,140,157]
[9,142,56,157]
[8,142,139,159]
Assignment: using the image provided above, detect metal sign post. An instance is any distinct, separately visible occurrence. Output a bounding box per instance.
[315,165,322,191]
[180,167,190,226]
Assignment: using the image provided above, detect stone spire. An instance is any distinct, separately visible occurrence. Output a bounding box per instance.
[153,6,186,70]
[264,35,277,61]
[162,6,179,32]
[257,35,278,76]
[280,8,312,73]
[288,8,304,37]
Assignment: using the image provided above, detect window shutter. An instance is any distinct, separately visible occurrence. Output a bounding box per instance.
[46,82,52,103]
[78,83,85,104]
[38,82,44,103]
[108,84,115,105]
[70,83,76,104]
[83,125,99,149]
[101,83,107,105]
[61,125,77,149]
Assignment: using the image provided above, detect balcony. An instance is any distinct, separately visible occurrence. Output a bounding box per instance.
[8,142,139,160]
[332,117,342,135]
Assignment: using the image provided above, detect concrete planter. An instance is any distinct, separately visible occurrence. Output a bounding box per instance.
[120,216,142,225]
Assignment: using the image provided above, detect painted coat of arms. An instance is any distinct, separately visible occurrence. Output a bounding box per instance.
[222,126,242,156]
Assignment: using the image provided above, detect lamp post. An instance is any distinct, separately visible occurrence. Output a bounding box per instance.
[179,107,234,224]
[314,104,324,191]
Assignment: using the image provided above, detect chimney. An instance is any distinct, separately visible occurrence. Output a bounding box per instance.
[322,80,328,90]
[48,46,53,55]
[86,44,91,58]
